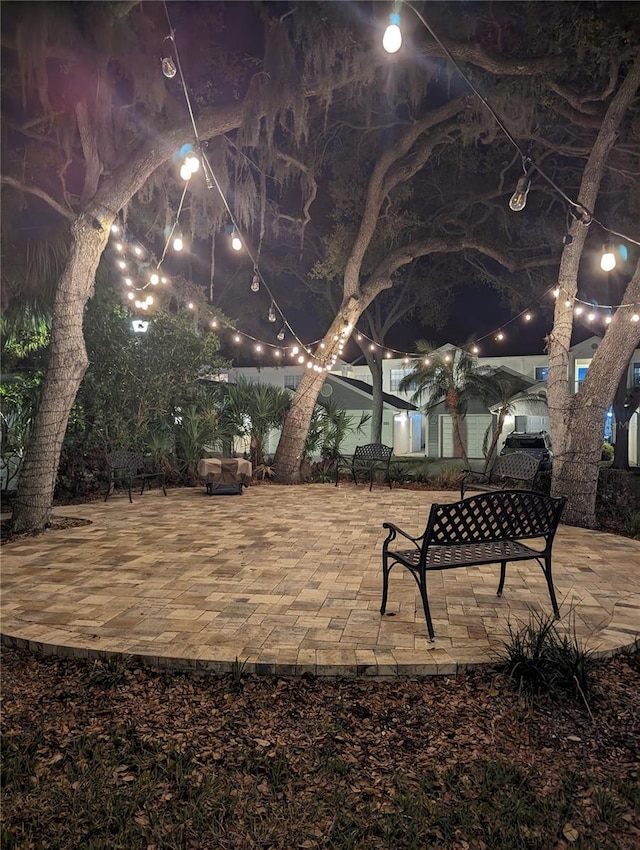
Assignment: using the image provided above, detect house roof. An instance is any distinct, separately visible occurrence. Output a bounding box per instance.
[326,375,418,411]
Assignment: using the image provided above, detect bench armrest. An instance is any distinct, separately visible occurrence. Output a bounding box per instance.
[382,521,423,547]
[460,468,490,498]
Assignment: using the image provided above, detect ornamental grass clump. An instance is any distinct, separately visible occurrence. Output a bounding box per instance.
[499,608,596,709]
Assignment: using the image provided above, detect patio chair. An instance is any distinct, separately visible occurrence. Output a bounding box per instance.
[104,450,167,503]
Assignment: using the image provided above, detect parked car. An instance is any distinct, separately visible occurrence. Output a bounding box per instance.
[499,430,553,471]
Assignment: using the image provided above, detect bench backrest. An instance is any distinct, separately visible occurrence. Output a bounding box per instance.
[106,451,145,473]
[354,443,393,463]
[424,490,566,548]
[490,452,540,481]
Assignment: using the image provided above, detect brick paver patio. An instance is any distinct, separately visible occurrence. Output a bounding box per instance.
[2,484,639,677]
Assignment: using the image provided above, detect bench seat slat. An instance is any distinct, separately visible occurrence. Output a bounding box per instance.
[389,539,541,569]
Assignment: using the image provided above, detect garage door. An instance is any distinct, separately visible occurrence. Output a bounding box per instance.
[439,415,492,458]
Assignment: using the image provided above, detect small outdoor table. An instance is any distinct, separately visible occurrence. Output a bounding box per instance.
[197,457,252,495]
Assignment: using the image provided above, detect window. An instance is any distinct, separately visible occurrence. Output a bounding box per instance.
[390,368,416,392]
[535,366,549,382]
[284,374,301,390]
[574,359,591,394]
[633,363,640,387]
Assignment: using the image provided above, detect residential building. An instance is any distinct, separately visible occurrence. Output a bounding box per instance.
[217,336,640,464]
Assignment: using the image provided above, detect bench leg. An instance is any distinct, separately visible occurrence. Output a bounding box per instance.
[542,555,560,619]
[380,559,392,615]
[417,571,436,642]
[497,561,507,597]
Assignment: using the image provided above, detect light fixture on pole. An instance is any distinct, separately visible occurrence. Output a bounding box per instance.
[382,11,402,53]
[600,242,616,272]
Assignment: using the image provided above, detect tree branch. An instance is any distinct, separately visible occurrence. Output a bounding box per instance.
[0,175,76,220]
[362,235,558,303]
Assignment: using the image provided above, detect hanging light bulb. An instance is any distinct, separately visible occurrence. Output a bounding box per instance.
[172,233,184,252]
[251,271,260,292]
[277,327,285,341]
[231,230,242,251]
[509,174,531,211]
[180,162,192,181]
[268,302,277,322]
[382,12,402,53]
[600,242,616,272]
[150,272,160,285]
[185,155,200,174]
[161,56,177,78]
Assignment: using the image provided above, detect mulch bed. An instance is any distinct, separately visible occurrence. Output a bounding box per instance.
[2,647,638,849]
[0,515,92,545]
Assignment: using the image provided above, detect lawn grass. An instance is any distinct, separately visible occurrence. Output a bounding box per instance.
[2,647,638,849]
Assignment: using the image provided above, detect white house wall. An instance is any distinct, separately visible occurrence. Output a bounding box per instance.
[221,339,640,463]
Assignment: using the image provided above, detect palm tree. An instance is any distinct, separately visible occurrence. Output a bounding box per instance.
[400,342,499,466]
[217,377,292,469]
[479,372,547,471]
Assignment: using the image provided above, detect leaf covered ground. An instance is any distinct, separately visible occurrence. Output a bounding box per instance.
[1,648,638,849]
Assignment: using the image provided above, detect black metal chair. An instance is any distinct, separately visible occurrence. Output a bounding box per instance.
[104,451,166,503]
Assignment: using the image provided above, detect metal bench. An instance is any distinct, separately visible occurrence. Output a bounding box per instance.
[460,451,541,499]
[381,489,566,641]
[335,443,393,491]
[104,451,167,503]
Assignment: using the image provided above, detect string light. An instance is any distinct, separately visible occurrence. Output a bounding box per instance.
[268,302,277,322]
[382,11,402,53]
[600,242,616,272]
[508,172,531,212]
[152,3,639,372]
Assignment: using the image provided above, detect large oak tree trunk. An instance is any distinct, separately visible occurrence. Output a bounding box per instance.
[274,297,365,483]
[552,263,640,526]
[12,215,109,532]
[547,62,640,526]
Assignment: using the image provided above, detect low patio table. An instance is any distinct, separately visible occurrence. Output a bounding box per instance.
[197,457,252,495]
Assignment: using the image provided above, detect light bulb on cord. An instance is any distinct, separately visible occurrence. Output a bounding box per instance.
[383,12,402,53]
[184,155,200,174]
[277,328,285,341]
[600,242,616,272]
[161,56,177,78]
[231,230,242,251]
[180,162,192,181]
[509,174,531,211]
[172,233,184,252]
[268,302,277,322]
[251,271,260,292]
